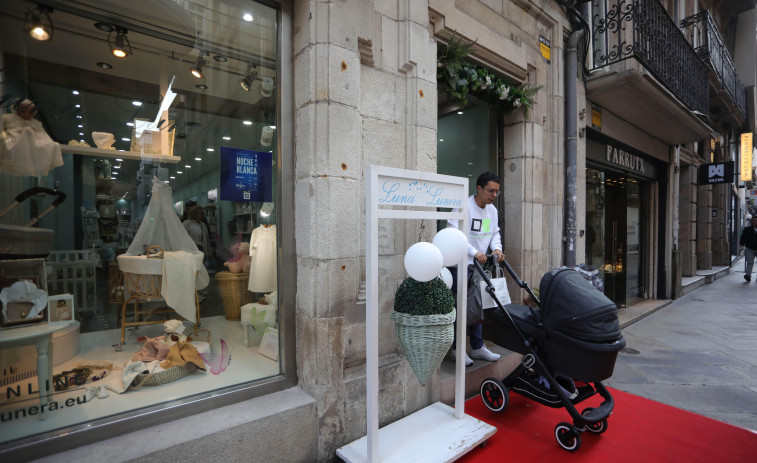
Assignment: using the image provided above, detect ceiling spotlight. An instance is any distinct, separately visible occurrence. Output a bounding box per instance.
[190,55,206,79]
[195,84,208,90]
[194,157,201,161]
[96,62,113,69]
[24,5,54,41]
[109,27,132,58]
[239,63,257,91]
[94,22,113,32]
[243,13,253,22]
[213,55,227,62]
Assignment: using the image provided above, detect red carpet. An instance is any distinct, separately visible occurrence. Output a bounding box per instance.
[459,387,757,462]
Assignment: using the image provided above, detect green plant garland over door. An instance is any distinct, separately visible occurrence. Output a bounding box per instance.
[437,33,540,115]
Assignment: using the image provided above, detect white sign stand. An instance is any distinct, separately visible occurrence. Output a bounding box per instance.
[337,166,496,462]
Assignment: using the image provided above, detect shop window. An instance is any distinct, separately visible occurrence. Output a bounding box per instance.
[0,0,287,449]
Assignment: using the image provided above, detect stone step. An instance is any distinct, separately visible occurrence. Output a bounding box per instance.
[439,343,521,406]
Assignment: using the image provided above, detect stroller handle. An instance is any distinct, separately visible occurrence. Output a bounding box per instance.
[0,187,67,226]
[14,187,66,207]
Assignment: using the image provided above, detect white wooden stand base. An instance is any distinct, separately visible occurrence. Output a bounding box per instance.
[336,402,496,463]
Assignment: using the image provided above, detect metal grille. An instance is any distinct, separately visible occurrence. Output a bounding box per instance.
[591,0,709,116]
[681,10,747,121]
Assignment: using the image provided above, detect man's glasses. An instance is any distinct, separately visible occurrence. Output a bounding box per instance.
[485,188,500,196]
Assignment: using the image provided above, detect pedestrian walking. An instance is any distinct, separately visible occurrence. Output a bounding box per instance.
[739,215,757,282]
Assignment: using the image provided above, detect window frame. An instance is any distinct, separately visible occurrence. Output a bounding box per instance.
[0,0,297,459]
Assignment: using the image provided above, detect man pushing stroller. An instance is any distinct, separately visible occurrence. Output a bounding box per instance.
[447,172,504,366]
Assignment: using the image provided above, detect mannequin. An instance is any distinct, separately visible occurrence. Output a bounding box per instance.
[0,98,63,176]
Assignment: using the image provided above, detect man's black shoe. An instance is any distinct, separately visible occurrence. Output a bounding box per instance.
[745,275,751,282]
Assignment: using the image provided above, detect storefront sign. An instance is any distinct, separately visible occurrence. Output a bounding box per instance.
[219,147,273,202]
[606,145,646,173]
[587,138,657,180]
[698,161,734,184]
[377,175,464,208]
[741,133,753,181]
[539,36,551,63]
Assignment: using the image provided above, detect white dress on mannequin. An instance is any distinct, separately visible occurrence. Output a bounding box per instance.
[248,225,277,293]
[0,113,63,176]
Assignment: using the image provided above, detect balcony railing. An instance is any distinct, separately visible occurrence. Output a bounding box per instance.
[681,10,747,121]
[590,0,709,116]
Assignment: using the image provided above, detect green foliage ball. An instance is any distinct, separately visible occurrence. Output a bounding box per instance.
[393,277,455,316]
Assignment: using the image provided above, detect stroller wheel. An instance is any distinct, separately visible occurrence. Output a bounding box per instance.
[480,377,509,412]
[555,422,582,452]
[581,407,608,434]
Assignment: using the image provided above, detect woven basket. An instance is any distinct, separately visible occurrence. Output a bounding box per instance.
[390,309,456,386]
[186,328,212,344]
[128,363,197,390]
[215,271,254,320]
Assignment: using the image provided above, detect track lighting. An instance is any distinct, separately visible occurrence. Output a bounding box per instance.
[239,63,257,91]
[190,56,206,79]
[24,5,54,41]
[260,77,275,97]
[109,27,132,58]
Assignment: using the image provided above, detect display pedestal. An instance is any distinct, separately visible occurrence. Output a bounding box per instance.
[336,402,495,462]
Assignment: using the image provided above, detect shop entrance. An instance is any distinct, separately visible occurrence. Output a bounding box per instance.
[586,168,648,308]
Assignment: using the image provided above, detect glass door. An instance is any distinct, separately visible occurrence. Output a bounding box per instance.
[585,168,647,307]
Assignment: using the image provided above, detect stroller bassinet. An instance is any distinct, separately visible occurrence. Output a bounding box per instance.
[476,259,626,452]
[483,267,625,382]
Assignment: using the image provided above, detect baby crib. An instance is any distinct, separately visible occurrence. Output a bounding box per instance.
[116,246,200,344]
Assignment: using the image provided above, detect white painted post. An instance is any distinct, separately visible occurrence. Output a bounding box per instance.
[365,166,380,461]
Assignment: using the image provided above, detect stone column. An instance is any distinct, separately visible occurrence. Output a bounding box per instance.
[679,164,697,276]
[293,1,438,460]
[696,183,713,270]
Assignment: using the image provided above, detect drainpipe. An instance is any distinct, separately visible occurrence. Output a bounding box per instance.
[564,25,584,266]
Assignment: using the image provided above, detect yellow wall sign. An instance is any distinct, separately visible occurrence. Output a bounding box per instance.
[539,36,551,63]
[741,133,753,182]
[592,107,602,129]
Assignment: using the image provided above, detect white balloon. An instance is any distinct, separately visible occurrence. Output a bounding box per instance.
[439,267,453,289]
[404,242,444,282]
[432,228,469,266]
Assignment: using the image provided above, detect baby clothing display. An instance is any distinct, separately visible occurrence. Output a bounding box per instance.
[248,224,277,293]
[0,280,48,321]
[0,99,63,176]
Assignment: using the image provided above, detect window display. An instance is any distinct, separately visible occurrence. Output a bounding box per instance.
[0,0,282,447]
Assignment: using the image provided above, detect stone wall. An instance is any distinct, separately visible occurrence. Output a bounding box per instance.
[293,1,567,460]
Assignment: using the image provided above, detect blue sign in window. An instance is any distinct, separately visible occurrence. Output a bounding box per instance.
[219,147,273,202]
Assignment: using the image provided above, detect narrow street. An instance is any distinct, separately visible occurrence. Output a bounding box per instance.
[608,258,757,432]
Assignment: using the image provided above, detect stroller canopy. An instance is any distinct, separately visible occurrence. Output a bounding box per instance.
[539,268,621,343]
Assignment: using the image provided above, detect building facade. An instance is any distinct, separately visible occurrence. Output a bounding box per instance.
[0,1,754,462]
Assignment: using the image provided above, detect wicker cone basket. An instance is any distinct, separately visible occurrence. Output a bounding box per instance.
[390,309,456,386]
[215,271,254,320]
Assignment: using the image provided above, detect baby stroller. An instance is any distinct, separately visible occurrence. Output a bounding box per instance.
[474,257,625,452]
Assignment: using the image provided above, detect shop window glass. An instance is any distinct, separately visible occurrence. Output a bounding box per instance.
[0,0,282,445]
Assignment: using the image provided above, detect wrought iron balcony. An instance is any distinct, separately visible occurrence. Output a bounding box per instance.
[681,10,747,122]
[590,0,709,116]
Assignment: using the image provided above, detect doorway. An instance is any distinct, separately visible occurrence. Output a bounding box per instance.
[586,168,648,307]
